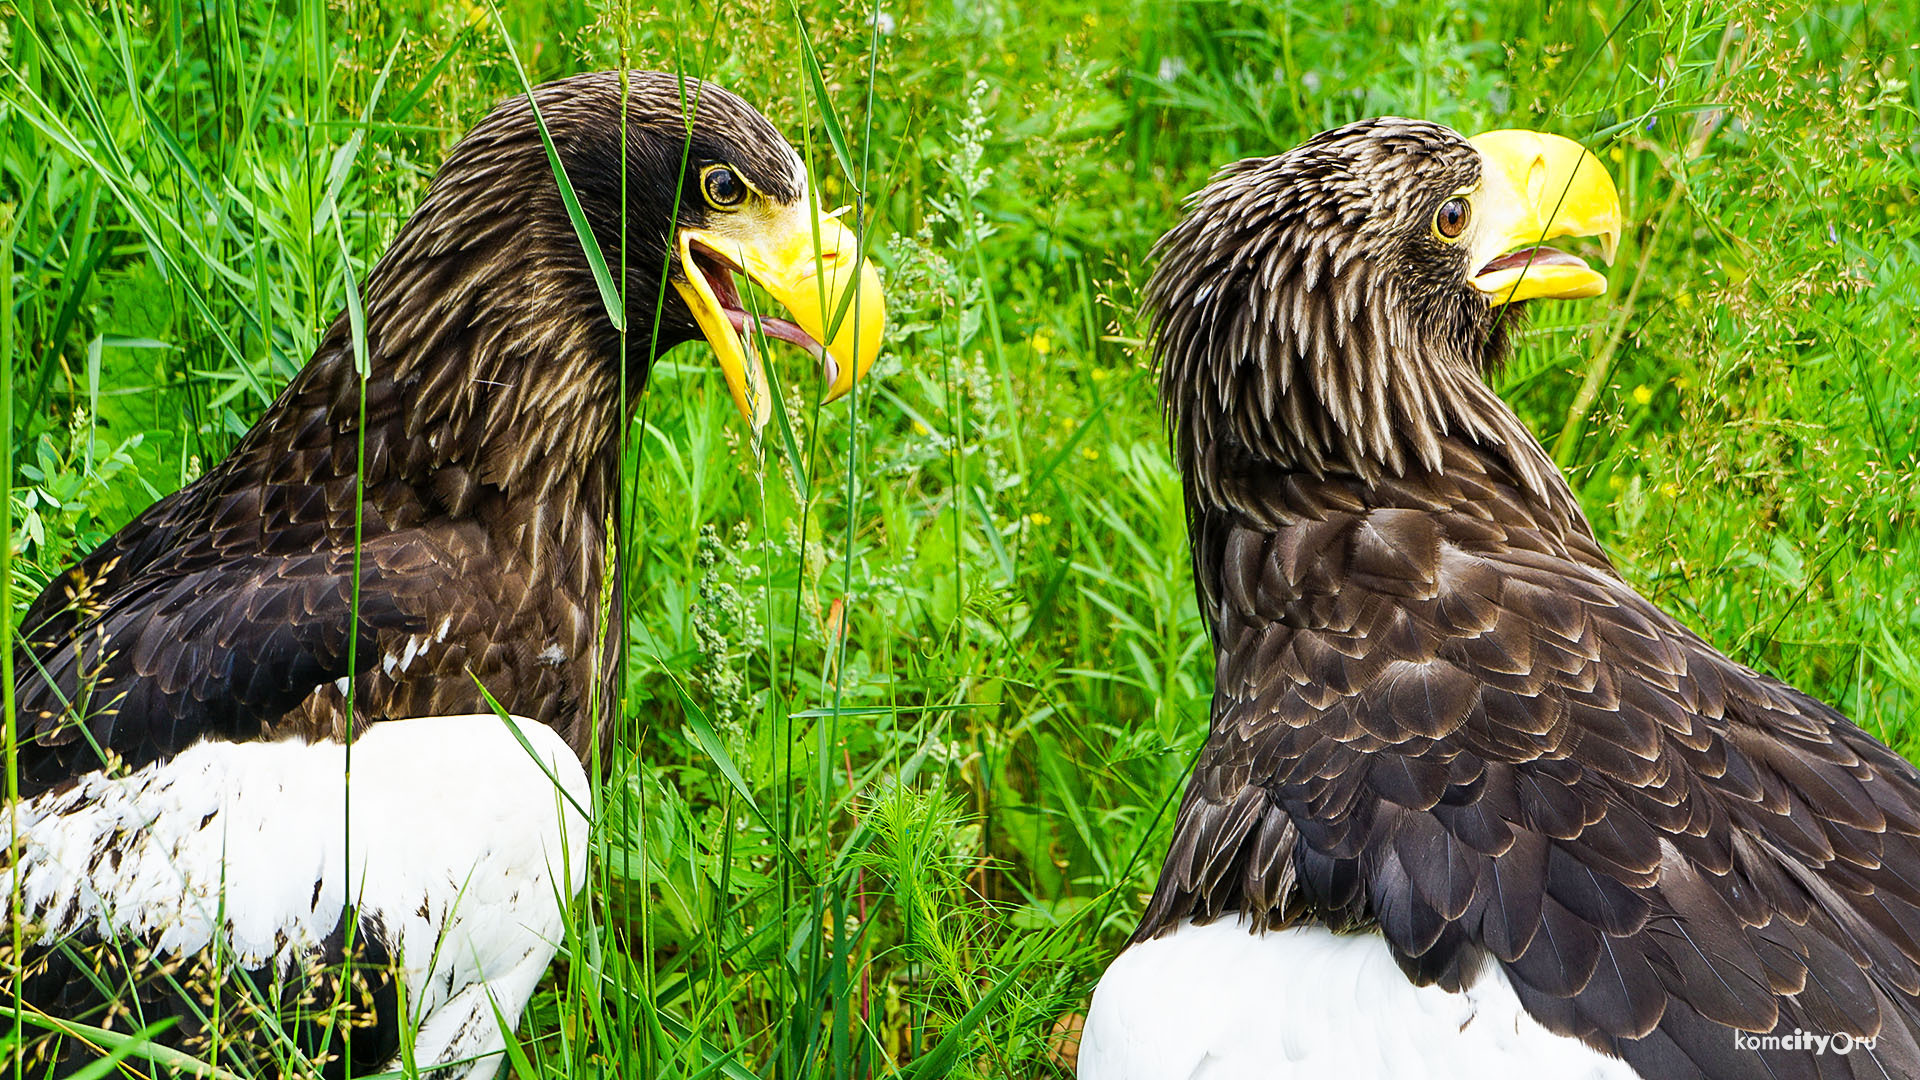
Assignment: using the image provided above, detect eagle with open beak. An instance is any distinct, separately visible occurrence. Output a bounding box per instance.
[7,70,884,1078]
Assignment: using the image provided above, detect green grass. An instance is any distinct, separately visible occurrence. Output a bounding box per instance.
[3,0,1918,1075]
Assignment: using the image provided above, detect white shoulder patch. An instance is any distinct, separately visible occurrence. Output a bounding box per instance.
[4,714,591,1079]
[1079,919,1639,1080]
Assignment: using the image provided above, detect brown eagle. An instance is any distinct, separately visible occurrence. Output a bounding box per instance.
[1079,119,1920,1080]
[6,70,883,1078]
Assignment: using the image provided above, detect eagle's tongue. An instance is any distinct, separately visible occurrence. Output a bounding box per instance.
[1477,246,1588,276]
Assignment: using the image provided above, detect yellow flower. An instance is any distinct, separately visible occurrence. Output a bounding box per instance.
[1659,482,1680,499]
[913,420,930,436]
[1027,511,1051,526]
[1091,368,1108,381]
[1081,447,1099,461]
[1032,331,1052,356]
[1632,384,1653,406]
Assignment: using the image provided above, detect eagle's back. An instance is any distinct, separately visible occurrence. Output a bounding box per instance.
[1140,436,1920,1079]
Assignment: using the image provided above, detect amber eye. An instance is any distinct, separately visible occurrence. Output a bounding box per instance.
[1435,196,1470,239]
[702,165,745,208]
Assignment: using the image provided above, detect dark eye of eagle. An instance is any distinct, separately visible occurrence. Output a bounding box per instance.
[1434,195,1470,238]
[703,164,746,207]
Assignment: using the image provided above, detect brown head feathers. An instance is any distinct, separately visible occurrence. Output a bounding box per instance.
[1147,117,1573,521]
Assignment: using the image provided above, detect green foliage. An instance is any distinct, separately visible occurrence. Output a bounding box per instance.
[11,414,146,585]
[3,0,1917,1075]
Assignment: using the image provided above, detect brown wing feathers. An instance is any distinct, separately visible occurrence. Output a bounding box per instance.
[1146,449,1920,1076]
[1144,118,1920,1080]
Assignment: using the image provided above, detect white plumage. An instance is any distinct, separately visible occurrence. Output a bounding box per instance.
[5,713,590,1077]
[1079,919,1638,1080]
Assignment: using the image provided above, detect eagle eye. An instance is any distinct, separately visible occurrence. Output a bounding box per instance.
[702,165,747,208]
[1434,196,1470,239]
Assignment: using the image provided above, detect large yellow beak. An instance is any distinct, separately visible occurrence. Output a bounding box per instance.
[1465,130,1623,305]
[674,200,886,433]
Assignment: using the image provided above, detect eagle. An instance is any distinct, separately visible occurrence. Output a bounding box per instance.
[1078,119,1920,1080]
[5,70,883,1077]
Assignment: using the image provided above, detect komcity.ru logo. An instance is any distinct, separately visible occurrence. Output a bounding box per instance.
[1732,1030,1879,1056]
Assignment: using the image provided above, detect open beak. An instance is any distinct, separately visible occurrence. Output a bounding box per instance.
[1465,130,1623,305]
[674,202,886,433]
